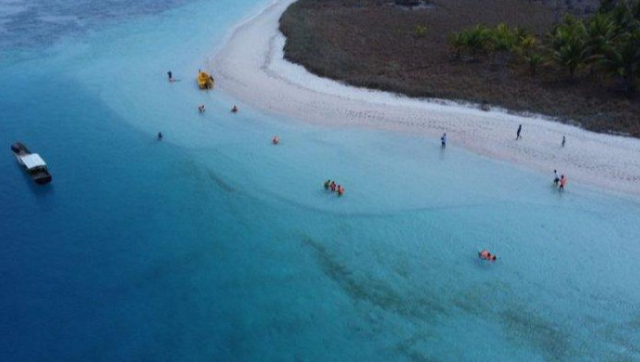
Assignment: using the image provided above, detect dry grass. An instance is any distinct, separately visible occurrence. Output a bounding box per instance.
[280,0,640,137]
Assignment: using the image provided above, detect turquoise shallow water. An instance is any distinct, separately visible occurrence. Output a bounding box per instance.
[2,1,640,361]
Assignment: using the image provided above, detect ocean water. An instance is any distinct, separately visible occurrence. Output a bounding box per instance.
[1,1,640,361]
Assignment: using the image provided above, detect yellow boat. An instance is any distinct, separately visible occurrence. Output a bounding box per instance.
[197,71,214,90]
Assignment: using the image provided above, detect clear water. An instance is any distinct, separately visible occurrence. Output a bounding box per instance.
[1,1,640,361]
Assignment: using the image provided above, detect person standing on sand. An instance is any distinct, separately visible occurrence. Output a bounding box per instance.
[516,124,522,140]
[562,136,566,147]
[441,133,447,148]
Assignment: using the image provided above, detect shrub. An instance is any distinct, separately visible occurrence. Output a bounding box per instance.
[414,25,427,38]
[449,24,492,61]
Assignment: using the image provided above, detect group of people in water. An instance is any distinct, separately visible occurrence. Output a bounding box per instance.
[466,125,572,262]
[162,70,584,264]
[157,71,243,139]
[516,126,570,191]
[197,103,239,114]
[476,128,569,261]
[478,171,567,262]
[324,180,345,196]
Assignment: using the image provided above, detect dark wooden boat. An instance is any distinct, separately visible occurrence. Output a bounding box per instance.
[11,142,52,185]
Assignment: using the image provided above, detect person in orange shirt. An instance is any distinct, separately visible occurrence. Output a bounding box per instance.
[559,175,567,191]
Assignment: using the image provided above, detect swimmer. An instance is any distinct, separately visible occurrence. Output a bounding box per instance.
[231,105,238,113]
[198,104,205,113]
[167,71,173,82]
[559,175,567,191]
[330,181,337,192]
[441,133,447,148]
[553,169,560,186]
[337,185,344,196]
[272,136,279,145]
[479,249,497,261]
[157,132,163,140]
[324,180,331,190]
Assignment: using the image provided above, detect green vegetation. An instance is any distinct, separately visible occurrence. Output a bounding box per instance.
[414,25,428,38]
[280,0,639,136]
[525,53,544,76]
[450,0,640,94]
[550,15,590,79]
[449,22,540,76]
[448,24,492,61]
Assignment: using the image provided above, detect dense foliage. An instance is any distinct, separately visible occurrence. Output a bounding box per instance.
[450,0,640,94]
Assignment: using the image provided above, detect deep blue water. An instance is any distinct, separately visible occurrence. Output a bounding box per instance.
[2,1,640,361]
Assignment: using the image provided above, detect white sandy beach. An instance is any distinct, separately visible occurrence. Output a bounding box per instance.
[213,0,640,197]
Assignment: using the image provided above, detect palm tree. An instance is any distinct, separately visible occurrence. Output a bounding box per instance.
[516,32,537,54]
[597,31,640,94]
[550,15,590,79]
[551,15,587,48]
[490,23,517,75]
[449,25,491,61]
[610,0,640,32]
[587,12,618,56]
[465,25,492,60]
[552,40,591,78]
[525,53,545,76]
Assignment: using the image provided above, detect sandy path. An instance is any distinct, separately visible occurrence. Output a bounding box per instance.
[213,0,640,197]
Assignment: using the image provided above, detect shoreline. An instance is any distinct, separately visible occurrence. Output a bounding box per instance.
[212,0,640,198]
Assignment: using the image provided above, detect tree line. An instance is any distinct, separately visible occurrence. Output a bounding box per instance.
[448,0,640,95]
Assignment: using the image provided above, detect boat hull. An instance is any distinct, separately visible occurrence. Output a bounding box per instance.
[11,142,52,185]
[34,174,52,184]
